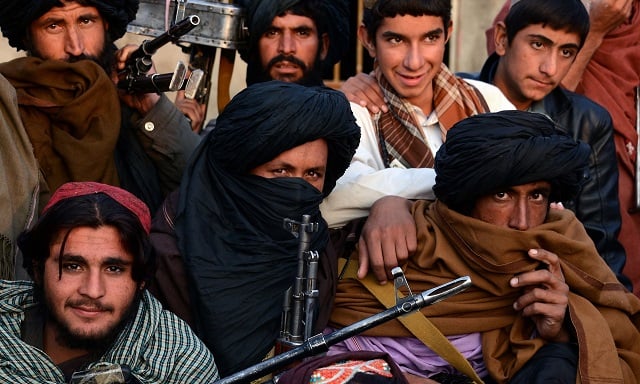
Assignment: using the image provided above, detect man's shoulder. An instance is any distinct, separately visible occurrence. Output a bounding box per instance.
[0,280,36,309]
[462,78,515,112]
[544,88,613,131]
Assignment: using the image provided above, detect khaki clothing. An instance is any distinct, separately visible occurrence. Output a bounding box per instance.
[0,74,38,280]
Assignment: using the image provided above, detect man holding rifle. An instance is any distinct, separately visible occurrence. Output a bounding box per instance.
[0,0,198,214]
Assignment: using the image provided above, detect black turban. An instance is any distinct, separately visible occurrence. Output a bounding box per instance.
[175,81,359,375]
[237,0,350,84]
[0,0,138,51]
[211,80,359,196]
[434,110,590,213]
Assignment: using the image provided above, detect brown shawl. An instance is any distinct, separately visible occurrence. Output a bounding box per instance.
[0,57,121,195]
[330,200,640,383]
[376,63,489,168]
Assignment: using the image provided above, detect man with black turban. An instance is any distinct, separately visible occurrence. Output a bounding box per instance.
[200,0,350,134]
[237,0,349,86]
[149,81,360,377]
[328,110,640,383]
[0,0,200,261]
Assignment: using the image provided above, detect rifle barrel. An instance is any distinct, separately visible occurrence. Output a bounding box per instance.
[214,276,472,384]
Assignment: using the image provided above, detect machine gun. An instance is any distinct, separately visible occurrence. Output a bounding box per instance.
[118,14,200,93]
[126,0,248,118]
[215,271,472,384]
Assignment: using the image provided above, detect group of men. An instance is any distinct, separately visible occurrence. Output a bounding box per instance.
[0,0,639,383]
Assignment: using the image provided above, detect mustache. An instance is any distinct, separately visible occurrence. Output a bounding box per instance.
[67,54,99,63]
[266,54,308,72]
[66,298,113,312]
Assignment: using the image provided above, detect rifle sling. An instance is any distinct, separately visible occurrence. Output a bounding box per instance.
[338,258,484,384]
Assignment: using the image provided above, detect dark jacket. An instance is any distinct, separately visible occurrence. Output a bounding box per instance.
[462,53,630,289]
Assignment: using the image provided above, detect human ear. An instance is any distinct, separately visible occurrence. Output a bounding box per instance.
[319,32,329,61]
[358,24,375,58]
[494,22,508,56]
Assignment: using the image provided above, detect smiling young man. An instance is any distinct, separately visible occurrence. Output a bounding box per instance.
[0,182,218,383]
[469,0,630,289]
[328,110,640,383]
[319,0,514,282]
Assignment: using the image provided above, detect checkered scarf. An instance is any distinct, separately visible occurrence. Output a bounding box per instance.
[375,63,489,168]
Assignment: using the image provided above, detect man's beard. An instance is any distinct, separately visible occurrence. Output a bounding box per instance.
[252,54,324,86]
[43,289,142,352]
[28,37,117,76]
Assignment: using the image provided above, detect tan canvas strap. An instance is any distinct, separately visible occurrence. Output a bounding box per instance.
[338,258,484,383]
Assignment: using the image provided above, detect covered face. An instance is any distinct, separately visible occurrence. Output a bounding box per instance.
[209,80,360,196]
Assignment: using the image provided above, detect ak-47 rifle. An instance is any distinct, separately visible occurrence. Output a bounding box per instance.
[277,215,321,353]
[118,15,200,93]
[214,272,472,384]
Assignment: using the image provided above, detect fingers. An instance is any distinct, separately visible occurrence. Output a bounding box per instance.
[357,239,371,280]
[549,201,564,210]
[510,248,571,342]
[357,196,415,284]
[340,73,387,114]
[175,91,205,133]
[358,234,388,283]
[115,44,138,71]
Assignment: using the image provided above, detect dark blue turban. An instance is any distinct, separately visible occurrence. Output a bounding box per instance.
[0,0,138,51]
[434,110,590,213]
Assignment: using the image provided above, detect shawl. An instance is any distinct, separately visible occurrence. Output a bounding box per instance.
[575,2,640,295]
[375,63,489,169]
[0,57,121,195]
[0,75,38,280]
[0,280,218,383]
[176,81,359,376]
[330,200,640,383]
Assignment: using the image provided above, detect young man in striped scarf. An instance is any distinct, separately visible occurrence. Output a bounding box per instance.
[321,0,514,282]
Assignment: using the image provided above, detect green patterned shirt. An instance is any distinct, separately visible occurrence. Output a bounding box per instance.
[0,280,219,383]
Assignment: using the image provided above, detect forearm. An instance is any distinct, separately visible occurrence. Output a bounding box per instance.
[321,167,436,228]
[561,33,604,91]
[134,95,201,192]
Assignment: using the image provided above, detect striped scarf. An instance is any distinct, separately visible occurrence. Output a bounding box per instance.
[375,63,489,168]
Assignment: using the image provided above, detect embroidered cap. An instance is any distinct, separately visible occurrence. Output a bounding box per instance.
[43,181,151,234]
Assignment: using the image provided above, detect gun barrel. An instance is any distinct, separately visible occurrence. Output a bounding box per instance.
[118,61,187,94]
[128,15,200,64]
[214,276,472,384]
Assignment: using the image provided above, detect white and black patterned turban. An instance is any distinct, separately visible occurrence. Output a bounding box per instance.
[434,110,590,213]
[0,0,138,51]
